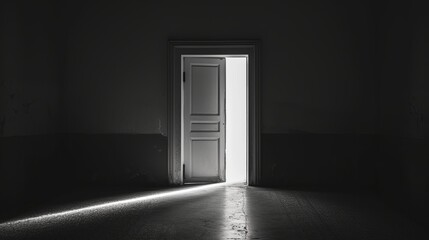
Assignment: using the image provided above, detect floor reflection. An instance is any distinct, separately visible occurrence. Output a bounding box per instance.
[1,183,427,239]
[222,184,249,239]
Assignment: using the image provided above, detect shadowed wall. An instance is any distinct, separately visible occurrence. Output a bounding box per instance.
[1,0,427,226]
[377,0,429,226]
[59,0,378,189]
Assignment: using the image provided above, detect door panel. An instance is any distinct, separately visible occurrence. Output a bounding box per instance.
[191,66,219,115]
[191,122,220,132]
[184,57,225,182]
[190,139,219,177]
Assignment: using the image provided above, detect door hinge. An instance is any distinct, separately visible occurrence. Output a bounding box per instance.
[183,72,185,82]
[183,164,186,180]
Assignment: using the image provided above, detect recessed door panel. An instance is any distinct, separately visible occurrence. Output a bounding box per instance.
[183,57,226,182]
[190,139,219,177]
[191,66,219,115]
[191,122,220,132]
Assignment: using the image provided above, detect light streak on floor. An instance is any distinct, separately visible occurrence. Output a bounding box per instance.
[0,183,427,240]
[0,182,234,228]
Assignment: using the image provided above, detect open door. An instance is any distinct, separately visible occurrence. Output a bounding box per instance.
[183,57,226,183]
[168,40,261,186]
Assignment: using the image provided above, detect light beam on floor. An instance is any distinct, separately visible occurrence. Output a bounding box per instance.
[0,182,238,228]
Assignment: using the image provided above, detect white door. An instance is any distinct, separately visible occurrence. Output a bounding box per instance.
[183,57,226,183]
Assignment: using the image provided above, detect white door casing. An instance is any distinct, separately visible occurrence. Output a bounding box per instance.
[183,57,226,182]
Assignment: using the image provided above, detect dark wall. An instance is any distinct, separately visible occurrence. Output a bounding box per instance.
[1,0,384,216]
[378,0,429,225]
[61,0,378,188]
[62,0,378,134]
[0,0,64,213]
[0,1,62,136]
[262,134,378,189]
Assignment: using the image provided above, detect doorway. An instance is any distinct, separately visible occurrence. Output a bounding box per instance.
[181,56,248,184]
[168,40,261,186]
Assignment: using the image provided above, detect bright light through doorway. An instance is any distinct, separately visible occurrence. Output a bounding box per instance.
[225,57,247,183]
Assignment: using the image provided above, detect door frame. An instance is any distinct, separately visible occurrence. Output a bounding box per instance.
[167,40,261,186]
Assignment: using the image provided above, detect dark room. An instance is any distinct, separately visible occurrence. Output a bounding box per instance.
[1,0,428,239]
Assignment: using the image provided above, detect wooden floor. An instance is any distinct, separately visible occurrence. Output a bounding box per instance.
[0,184,427,239]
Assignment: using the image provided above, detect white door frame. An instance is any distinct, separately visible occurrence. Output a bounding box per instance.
[168,40,261,186]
